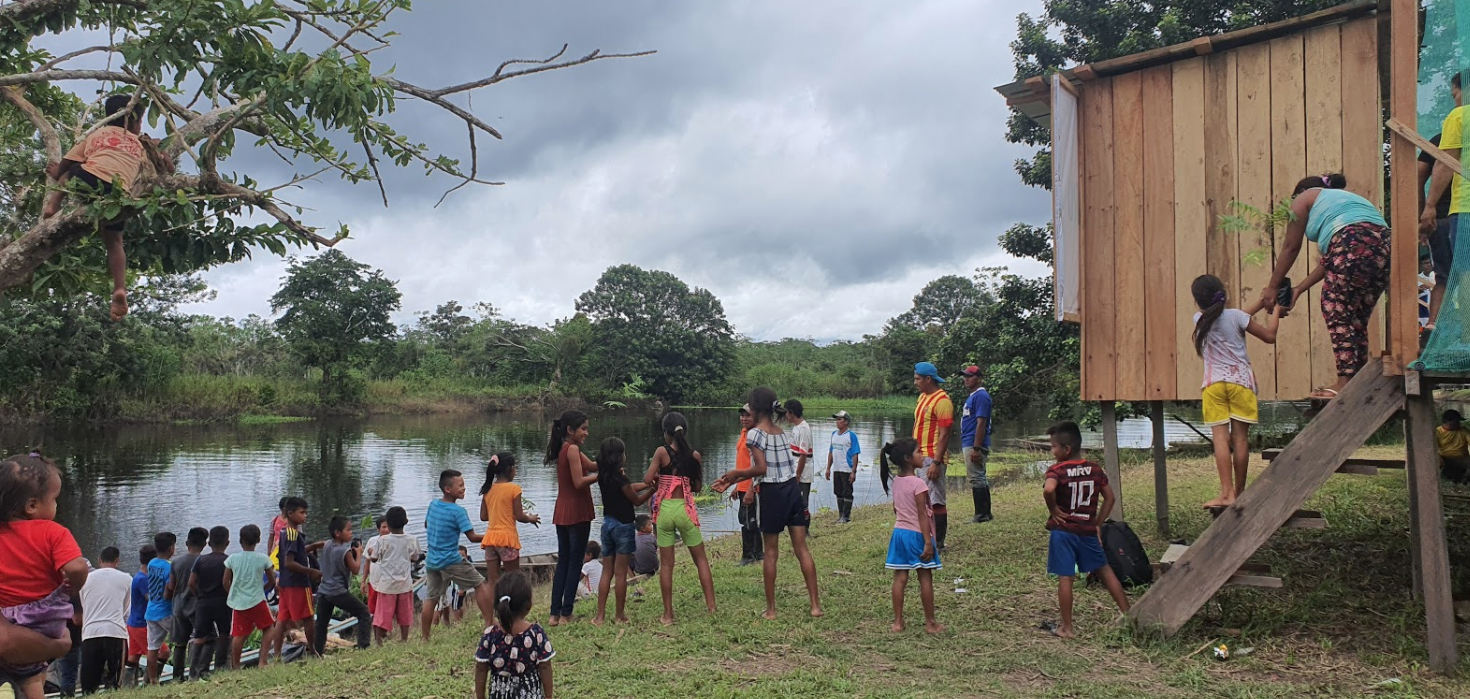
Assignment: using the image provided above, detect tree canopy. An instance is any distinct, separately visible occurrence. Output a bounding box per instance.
[270,248,400,395]
[575,264,736,403]
[0,0,648,299]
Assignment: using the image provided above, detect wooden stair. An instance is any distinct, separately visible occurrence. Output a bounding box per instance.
[1155,544,1282,588]
[1261,448,1405,476]
[1208,506,1326,529]
[1128,360,1404,637]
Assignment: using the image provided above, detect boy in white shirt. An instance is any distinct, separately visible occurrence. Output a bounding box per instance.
[578,541,603,599]
[785,400,815,509]
[79,547,132,693]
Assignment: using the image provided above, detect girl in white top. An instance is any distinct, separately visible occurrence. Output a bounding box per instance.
[1191,274,1281,509]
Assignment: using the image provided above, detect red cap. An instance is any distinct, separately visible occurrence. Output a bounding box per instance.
[960,365,982,377]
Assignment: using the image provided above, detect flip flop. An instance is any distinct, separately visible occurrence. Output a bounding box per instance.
[1038,620,1062,637]
[1308,388,1340,401]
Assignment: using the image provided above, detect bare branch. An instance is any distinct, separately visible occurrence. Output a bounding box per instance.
[383,77,503,140]
[1,86,61,165]
[37,46,117,71]
[163,97,256,159]
[361,141,388,206]
[428,46,657,97]
[0,69,139,89]
[435,124,477,208]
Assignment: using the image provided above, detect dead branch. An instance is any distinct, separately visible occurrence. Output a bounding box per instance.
[38,46,118,71]
[0,69,139,89]
[430,46,657,97]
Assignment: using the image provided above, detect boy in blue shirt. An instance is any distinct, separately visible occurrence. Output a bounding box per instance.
[125,545,158,685]
[144,532,175,685]
[421,470,490,641]
[960,366,995,523]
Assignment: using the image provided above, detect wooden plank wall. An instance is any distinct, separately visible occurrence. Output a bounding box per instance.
[1077,17,1381,401]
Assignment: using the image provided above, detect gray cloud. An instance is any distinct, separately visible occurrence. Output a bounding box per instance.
[181,0,1052,341]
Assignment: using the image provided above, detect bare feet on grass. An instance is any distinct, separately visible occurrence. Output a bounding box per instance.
[614,615,630,625]
[659,615,674,626]
[924,621,945,634]
[810,605,824,618]
[890,622,905,633]
[761,609,778,621]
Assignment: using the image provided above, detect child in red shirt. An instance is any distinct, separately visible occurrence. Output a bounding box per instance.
[1041,422,1129,639]
[0,452,88,699]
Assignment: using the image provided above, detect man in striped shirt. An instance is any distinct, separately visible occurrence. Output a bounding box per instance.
[912,362,953,551]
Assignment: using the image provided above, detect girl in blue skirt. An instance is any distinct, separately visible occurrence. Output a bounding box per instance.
[880,439,943,634]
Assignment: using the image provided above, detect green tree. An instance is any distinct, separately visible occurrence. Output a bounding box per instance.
[575,264,735,402]
[888,274,987,331]
[270,249,400,399]
[0,0,648,298]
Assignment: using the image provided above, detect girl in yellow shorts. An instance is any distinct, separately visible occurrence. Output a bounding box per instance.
[642,412,717,625]
[1191,275,1282,508]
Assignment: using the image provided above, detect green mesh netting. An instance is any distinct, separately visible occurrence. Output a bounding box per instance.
[1415,1,1470,374]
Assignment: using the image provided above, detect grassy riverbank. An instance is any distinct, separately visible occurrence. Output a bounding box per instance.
[132,447,1469,698]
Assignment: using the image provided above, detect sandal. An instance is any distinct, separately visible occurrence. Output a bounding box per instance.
[1308,387,1339,401]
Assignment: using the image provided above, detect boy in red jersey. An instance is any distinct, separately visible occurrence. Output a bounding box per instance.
[1042,421,1129,639]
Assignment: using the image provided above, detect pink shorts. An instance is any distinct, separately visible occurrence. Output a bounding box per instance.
[484,546,520,563]
[372,591,413,630]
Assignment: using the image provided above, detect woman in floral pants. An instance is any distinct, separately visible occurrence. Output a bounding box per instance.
[1260,173,1391,400]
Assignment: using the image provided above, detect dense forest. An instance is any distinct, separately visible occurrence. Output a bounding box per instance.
[0,229,1079,424]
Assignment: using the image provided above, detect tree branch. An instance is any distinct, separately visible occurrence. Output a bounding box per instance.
[1,86,61,165]
[0,69,139,89]
[0,0,145,26]
[37,46,117,71]
[428,46,657,97]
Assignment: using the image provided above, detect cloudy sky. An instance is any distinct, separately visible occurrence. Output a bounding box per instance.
[184,0,1053,341]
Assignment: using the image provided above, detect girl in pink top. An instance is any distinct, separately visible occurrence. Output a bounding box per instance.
[879,439,942,634]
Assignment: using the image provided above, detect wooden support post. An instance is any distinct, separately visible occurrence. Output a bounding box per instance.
[1151,401,1169,536]
[1385,0,1419,373]
[1405,387,1458,674]
[1101,401,1124,522]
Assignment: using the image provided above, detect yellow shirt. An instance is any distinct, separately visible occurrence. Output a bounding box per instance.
[481,482,523,550]
[1438,105,1469,215]
[913,390,954,458]
[1437,425,1470,459]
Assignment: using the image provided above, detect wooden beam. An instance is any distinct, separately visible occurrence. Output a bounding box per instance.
[1405,387,1458,673]
[1156,545,1282,588]
[1261,449,1405,469]
[1386,118,1465,176]
[1128,360,1402,637]
[1190,37,1214,56]
[1101,400,1124,522]
[1385,0,1418,374]
[1075,1,1377,80]
[1151,401,1169,536]
[1209,506,1327,529]
[1173,58,1208,399]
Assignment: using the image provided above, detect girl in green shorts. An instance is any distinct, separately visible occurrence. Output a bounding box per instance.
[642,412,717,625]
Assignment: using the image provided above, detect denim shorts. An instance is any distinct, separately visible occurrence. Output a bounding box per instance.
[1047,529,1108,577]
[600,516,638,556]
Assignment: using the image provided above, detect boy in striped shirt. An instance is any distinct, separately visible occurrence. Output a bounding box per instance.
[1042,421,1129,639]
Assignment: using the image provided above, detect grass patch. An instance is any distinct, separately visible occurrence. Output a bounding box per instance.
[237,414,313,425]
[677,395,916,415]
[136,447,1470,698]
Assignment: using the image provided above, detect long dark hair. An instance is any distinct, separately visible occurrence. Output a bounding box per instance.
[879,439,919,495]
[746,387,787,425]
[596,437,626,489]
[1190,274,1227,357]
[494,571,533,631]
[0,451,57,523]
[659,412,702,491]
[544,410,588,464]
[1292,172,1347,197]
[480,452,517,496]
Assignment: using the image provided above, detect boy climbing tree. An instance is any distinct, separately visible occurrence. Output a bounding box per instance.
[42,93,175,321]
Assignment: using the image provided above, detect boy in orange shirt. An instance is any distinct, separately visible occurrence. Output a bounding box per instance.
[732,405,763,565]
[43,94,173,322]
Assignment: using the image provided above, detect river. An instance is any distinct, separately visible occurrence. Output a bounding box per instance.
[1,403,1307,560]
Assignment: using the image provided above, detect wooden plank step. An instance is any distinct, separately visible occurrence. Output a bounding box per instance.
[1208,505,1326,529]
[1128,360,1403,637]
[1261,448,1405,475]
[1155,544,1282,588]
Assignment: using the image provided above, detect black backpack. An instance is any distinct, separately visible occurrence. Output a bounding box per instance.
[1097,521,1152,587]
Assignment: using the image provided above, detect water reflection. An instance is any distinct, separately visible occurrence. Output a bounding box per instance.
[0,403,1302,564]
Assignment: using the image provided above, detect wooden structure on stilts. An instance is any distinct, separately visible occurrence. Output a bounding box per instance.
[996,0,1462,673]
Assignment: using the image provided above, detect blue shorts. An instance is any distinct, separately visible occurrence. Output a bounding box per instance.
[885,528,942,570]
[1047,529,1108,577]
[600,516,637,557]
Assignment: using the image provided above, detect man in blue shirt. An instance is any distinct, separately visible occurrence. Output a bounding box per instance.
[960,365,995,523]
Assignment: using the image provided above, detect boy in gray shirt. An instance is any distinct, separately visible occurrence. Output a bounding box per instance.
[313,516,372,653]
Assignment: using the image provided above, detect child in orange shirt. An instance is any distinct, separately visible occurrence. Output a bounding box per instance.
[43,94,173,322]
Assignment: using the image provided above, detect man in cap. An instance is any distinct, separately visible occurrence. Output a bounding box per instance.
[912,362,953,551]
[959,365,994,523]
[825,410,861,523]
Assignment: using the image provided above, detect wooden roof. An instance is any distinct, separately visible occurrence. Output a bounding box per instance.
[993,0,1378,127]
